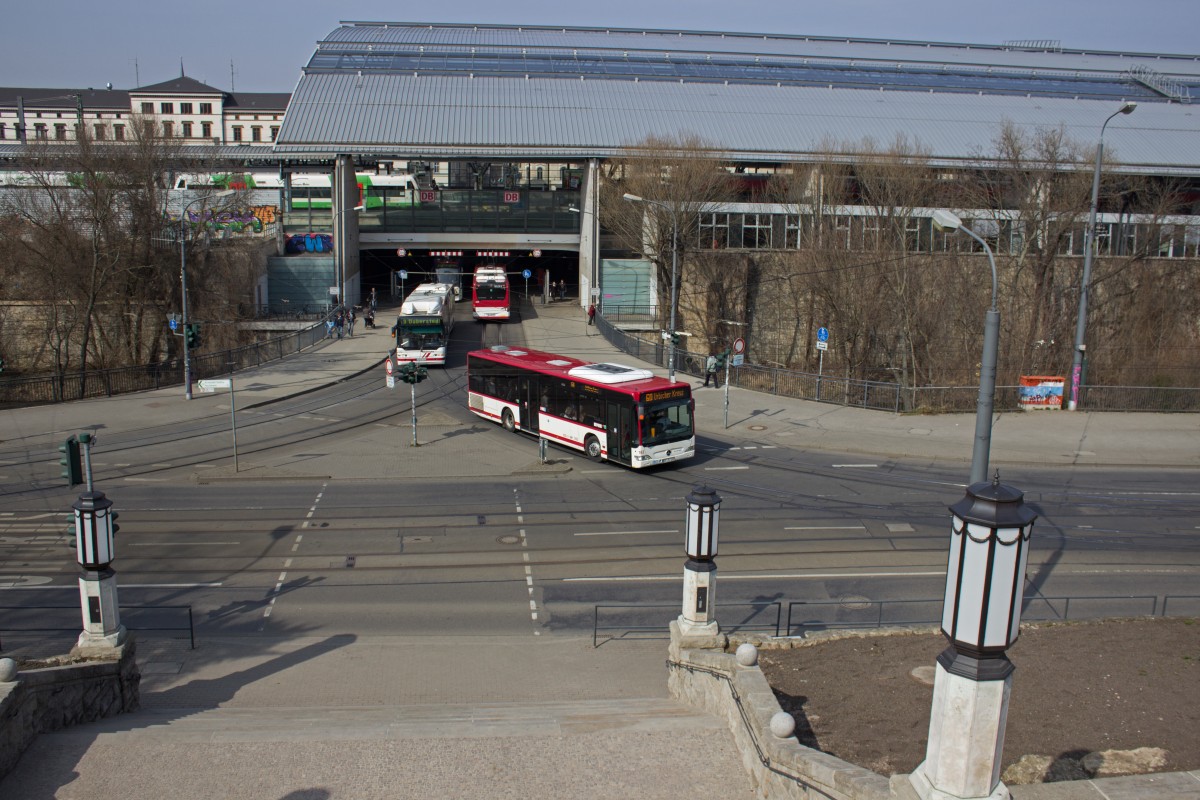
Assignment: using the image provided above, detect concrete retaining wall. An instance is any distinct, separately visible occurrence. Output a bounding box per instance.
[668,625,1200,800]
[0,639,140,780]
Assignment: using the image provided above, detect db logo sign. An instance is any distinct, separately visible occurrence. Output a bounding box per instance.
[419,190,437,203]
[503,191,520,204]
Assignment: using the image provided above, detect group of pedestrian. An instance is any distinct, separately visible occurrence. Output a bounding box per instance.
[549,280,569,301]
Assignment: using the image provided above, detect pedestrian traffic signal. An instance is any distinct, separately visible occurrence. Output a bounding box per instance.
[397,363,428,384]
[184,323,201,349]
[59,435,83,487]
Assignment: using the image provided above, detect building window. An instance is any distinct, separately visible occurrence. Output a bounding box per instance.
[93,123,106,140]
[251,126,262,142]
[114,124,125,141]
[34,123,48,140]
[832,215,852,249]
[201,121,212,138]
[270,126,279,141]
[54,123,67,140]
[199,102,212,114]
[783,216,803,249]
[699,213,730,250]
[141,102,153,114]
[160,102,174,114]
[180,102,193,114]
[741,213,773,249]
[232,126,243,142]
[0,123,6,140]
[182,121,193,138]
[859,215,880,250]
[161,121,173,137]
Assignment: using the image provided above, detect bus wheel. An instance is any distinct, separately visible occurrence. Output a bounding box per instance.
[584,435,603,461]
[502,409,516,432]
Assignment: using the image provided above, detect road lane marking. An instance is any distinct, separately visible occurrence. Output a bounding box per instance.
[784,526,866,531]
[564,571,946,582]
[705,466,749,471]
[832,464,879,468]
[128,541,241,547]
[574,529,678,537]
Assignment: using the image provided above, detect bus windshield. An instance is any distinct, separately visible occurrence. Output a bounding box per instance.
[641,399,694,446]
[476,283,507,301]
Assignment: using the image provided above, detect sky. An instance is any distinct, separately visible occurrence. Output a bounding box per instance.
[3,0,1197,93]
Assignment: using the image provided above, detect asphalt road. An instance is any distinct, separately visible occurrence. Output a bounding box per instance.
[1,305,1198,649]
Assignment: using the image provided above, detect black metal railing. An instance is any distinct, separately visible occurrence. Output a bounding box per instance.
[593,602,781,647]
[0,604,195,651]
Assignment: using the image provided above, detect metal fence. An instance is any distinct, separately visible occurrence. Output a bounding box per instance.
[784,594,1193,637]
[0,604,195,651]
[593,602,781,647]
[0,315,333,407]
[594,312,1200,413]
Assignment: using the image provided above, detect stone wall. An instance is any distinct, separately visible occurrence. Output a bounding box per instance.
[668,625,1200,800]
[0,639,140,780]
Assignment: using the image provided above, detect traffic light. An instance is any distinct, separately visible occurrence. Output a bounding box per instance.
[184,323,201,350]
[59,435,83,487]
[398,363,428,384]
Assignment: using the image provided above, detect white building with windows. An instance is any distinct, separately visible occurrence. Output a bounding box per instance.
[0,76,287,146]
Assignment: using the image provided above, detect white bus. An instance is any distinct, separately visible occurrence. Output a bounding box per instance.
[393,283,455,366]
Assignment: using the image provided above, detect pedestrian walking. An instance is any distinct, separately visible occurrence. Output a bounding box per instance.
[703,354,720,388]
[347,307,357,337]
[587,304,596,325]
[335,311,345,339]
[559,281,567,300]
[369,288,377,311]
[325,318,335,339]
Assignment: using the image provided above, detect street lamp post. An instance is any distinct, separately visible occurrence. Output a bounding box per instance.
[179,191,232,400]
[333,203,365,311]
[622,192,680,383]
[1068,101,1137,411]
[932,210,999,486]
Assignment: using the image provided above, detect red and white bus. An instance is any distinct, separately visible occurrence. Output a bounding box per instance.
[466,345,695,468]
[472,265,510,321]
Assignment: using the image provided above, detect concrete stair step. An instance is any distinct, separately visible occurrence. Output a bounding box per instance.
[44,697,725,743]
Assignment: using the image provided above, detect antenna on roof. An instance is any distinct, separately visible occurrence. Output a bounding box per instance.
[180,57,185,78]
[230,59,236,92]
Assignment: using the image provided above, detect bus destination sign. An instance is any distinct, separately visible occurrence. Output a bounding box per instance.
[642,388,689,402]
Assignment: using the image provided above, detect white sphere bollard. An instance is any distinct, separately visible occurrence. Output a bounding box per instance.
[735,642,759,666]
[770,711,796,739]
[0,657,17,682]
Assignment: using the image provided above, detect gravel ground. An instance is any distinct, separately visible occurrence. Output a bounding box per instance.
[758,617,1199,782]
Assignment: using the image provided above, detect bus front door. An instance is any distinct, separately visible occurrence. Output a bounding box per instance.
[606,401,633,464]
[519,377,539,434]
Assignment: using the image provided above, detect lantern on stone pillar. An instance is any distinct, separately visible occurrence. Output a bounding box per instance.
[74,491,117,569]
[942,478,1037,655]
[911,476,1038,800]
[678,485,721,637]
[685,485,720,561]
[72,490,125,649]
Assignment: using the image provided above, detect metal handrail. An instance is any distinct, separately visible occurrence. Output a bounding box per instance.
[593,601,781,647]
[784,594,1169,637]
[0,604,195,651]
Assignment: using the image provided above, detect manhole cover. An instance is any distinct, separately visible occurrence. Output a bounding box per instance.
[838,594,873,610]
[749,425,767,431]
[497,535,521,545]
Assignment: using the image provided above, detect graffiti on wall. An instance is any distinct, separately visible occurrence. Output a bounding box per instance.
[286,233,334,254]
[177,206,279,234]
